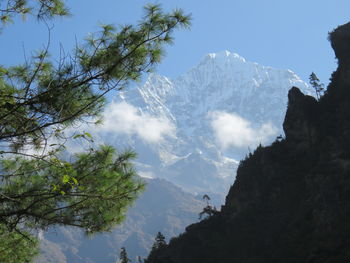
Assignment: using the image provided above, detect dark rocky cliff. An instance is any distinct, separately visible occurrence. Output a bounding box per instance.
[144,22,350,263]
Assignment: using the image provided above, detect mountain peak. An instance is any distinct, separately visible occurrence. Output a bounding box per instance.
[205,50,246,64]
[116,51,312,194]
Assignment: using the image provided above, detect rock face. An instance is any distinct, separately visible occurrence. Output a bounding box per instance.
[283,87,319,146]
[144,23,350,263]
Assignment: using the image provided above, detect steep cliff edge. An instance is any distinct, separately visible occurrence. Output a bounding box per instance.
[144,22,350,263]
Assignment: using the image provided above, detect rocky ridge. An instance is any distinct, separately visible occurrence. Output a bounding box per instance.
[144,22,350,263]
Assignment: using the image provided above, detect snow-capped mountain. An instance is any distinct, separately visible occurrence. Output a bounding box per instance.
[37,51,315,263]
[98,51,313,197]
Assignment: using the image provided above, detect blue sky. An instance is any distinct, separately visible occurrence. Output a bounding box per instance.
[1,0,349,86]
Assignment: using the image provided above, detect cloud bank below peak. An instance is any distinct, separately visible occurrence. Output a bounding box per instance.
[209,111,278,150]
[100,101,176,143]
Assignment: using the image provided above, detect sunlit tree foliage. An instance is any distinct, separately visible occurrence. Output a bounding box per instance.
[0,0,191,261]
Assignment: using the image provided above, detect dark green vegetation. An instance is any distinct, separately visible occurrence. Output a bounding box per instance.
[0,1,190,262]
[146,232,167,262]
[309,72,325,100]
[120,247,131,263]
[144,22,350,263]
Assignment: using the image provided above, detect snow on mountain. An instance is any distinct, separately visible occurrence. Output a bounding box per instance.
[91,51,313,197]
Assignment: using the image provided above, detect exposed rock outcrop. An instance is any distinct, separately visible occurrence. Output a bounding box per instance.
[144,22,350,263]
[283,86,318,146]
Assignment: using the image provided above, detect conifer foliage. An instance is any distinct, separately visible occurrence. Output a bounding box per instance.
[152,232,167,250]
[0,1,191,261]
[199,194,218,220]
[309,72,324,100]
[119,247,131,263]
[144,232,167,263]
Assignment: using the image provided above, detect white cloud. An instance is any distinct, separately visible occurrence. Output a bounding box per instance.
[96,101,175,143]
[209,111,277,150]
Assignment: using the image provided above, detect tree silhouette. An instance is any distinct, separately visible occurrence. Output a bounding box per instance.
[309,72,325,100]
[120,247,131,263]
[144,232,167,263]
[152,232,167,251]
[199,194,218,220]
[202,194,211,206]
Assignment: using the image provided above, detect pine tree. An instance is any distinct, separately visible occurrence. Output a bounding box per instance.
[202,194,211,206]
[0,1,191,261]
[199,194,218,220]
[144,232,167,263]
[119,247,131,263]
[309,72,325,100]
[152,232,167,251]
